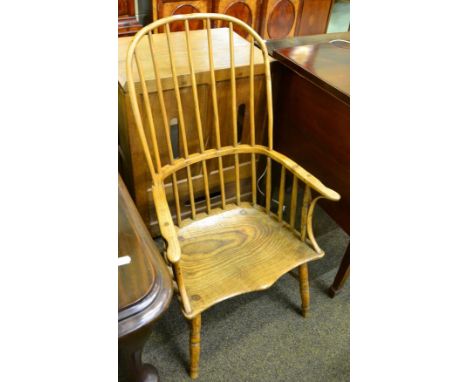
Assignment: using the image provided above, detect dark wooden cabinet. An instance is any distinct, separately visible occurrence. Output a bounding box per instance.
[117,0,334,38]
[267,32,350,296]
[150,0,333,38]
[119,0,143,36]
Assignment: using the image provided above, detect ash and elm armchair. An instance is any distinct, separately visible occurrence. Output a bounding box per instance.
[125,13,340,379]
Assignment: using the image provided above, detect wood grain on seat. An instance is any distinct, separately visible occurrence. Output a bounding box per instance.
[177,204,323,318]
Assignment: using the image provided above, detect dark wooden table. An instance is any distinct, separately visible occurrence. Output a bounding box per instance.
[119,176,173,382]
[267,32,350,297]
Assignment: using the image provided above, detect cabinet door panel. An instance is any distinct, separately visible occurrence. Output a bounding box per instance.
[297,0,333,35]
[261,0,303,39]
[155,1,212,31]
[119,0,131,16]
[214,0,259,38]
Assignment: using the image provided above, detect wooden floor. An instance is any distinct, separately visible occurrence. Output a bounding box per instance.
[176,203,323,318]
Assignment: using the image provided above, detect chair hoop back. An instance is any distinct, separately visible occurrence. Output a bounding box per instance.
[124,14,339,321]
[126,13,273,183]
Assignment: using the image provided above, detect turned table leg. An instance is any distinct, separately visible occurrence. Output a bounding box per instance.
[329,244,350,298]
[299,263,310,317]
[119,328,159,382]
[189,314,202,379]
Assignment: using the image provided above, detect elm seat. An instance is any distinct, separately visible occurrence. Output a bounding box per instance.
[177,204,323,318]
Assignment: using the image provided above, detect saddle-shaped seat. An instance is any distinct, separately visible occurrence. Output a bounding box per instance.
[177,204,324,318]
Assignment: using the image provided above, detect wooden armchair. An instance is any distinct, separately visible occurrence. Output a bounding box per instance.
[126,13,340,379]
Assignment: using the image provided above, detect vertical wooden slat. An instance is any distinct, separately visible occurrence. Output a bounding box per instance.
[277,165,286,222]
[249,36,257,206]
[206,22,221,150]
[229,22,238,144]
[165,23,196,219]
[148,31,182,224]
[200,161,211,213]
[263,46,274,151]
[289,175,298,229]
[207,20,226,208]
[217,157,226,208]
[301,186,311,241]
[147,31,174,163]
[265,157,272,214]
[127,46,156,181]
[251,153,256,205]
[229,23,241,205]
[184,20,204,153]
[249,34,255,146]
[186,166,196,218]
[184,19,211,213]
[164,23,189,158]
[134,51,161,173]
[234,155,241,205]
[171,173,182,225]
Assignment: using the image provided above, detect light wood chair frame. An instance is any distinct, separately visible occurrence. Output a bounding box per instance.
[126,13,340,379]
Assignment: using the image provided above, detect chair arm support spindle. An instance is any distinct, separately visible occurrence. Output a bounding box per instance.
[306,197,325,255]
[152,179,193,314]
[152,179,181,263]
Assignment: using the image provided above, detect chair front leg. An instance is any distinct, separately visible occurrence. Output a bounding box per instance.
[298,264,310,317]
[189,314,202,379]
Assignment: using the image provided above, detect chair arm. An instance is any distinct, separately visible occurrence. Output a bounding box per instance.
[269,150,341,202]
[152,178,181,263]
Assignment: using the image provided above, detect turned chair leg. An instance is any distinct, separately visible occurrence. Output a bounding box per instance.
[189,314,202,379]
[298,263,310,317]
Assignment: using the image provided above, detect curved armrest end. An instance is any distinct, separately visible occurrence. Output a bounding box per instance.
[303,172,341,202]
[164,238,181,264]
